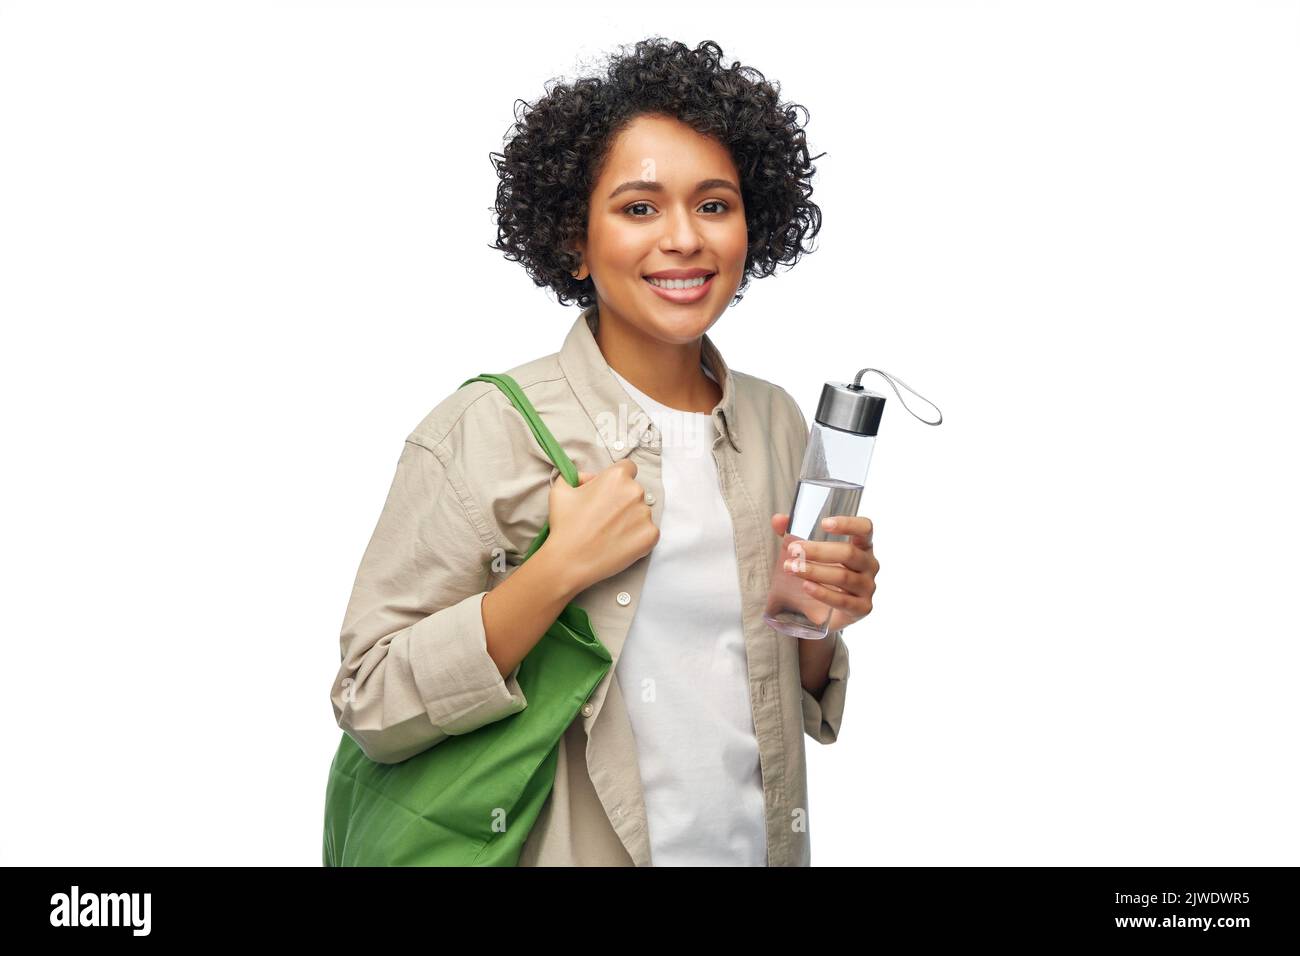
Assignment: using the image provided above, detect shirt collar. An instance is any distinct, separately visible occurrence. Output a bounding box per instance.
[558,303,742,457]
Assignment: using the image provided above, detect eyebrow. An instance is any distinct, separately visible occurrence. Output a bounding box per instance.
[608,178,741,200]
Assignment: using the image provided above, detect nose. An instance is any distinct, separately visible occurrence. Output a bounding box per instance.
[657,204,705,256]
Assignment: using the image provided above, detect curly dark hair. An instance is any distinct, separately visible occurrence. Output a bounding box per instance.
[488,37,825,309]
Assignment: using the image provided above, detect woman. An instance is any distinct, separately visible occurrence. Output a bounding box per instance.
[330,38,879,866]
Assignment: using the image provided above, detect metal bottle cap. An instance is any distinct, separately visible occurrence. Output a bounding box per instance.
[815,382,886,436]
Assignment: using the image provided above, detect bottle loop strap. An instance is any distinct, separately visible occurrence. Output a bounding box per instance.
[850,368,943,426]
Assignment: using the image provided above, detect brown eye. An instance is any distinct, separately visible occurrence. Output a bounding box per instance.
[625,202,655,217]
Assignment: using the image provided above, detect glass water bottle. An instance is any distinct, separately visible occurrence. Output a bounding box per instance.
[762,367,942,640]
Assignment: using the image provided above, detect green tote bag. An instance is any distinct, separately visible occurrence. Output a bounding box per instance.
[322,373,612,866]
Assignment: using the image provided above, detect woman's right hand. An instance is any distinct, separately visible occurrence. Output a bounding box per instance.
[544,458,660,594]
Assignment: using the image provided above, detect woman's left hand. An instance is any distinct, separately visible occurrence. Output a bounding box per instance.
[770,512,878,633]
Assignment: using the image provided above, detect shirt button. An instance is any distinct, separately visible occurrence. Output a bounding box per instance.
[581,702,594,718]
[645,492,655,505]
[616,591,632,606]
[612,439,625,451]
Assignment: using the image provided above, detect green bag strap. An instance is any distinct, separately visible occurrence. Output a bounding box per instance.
[458,372,578,563]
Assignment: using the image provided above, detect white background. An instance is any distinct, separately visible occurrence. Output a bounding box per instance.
[1,0,1296,865]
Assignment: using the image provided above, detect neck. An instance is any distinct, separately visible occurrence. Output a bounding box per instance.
[592,305,723,414]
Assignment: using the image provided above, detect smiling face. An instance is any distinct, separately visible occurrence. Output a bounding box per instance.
[573,113,748,345]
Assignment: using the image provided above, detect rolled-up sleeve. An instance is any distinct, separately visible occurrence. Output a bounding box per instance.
[801,629,850,744]
[330,438,526,765]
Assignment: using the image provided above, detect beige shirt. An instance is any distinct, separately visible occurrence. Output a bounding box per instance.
[329,304,851,866]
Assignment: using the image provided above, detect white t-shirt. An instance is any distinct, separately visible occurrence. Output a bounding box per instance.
[608,363,767,866]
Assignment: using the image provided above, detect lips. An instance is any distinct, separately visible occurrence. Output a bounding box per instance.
[644,269,715,280]
[643,272,716,304]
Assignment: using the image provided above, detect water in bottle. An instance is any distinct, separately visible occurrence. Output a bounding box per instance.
[764,478,863,639]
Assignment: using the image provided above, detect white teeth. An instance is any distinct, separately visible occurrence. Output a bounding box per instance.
[646,275,710,290]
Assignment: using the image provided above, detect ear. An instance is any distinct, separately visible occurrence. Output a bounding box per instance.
[569,241,588,281]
